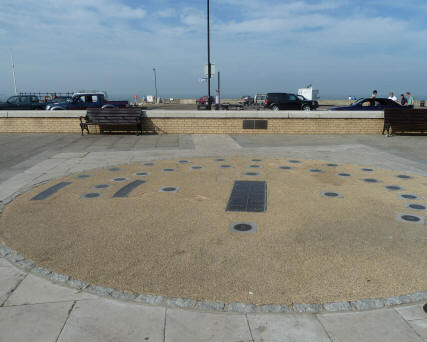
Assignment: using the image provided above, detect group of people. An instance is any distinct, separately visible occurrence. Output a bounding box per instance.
[372,90,414,107]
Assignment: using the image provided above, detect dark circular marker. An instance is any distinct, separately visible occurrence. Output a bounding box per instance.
[251,159,263,162]
[94,184,109,189]
[324,192,339,197]
[338,173,351,177]
[408,204,426,210]
[402,194,418,200]
[386,185,402,191]
[136,172,148,176]
[192,166,203,170]
[84,193,100,199]
[108,168,121,172]
[423,303,427,314]
[163,168,175,172]
[144,163,154,166]
[397,175,412,179]
[363,178,379,183]
[113,178,127,182]
[289,160,301,164]
[234,224,252,232]
[178,160,189,164]
[249,165,261,168]
[310,169,323,173]
[221,165,232,168]
[401,215,421,222]
[280,166,292,170]
[77,174,91,179]
[326,163,338,167]
[361,168,374,172]
[162,187,177,192]
[215,158,225,162]
[245,172,258,176]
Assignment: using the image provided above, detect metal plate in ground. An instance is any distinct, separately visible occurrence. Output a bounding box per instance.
[113,180,147,198]
[405,203,427,211]
[226,180,267,213]
[230,222,258,234]
[159,186,180,193]
[31,182,72,201]
[399,194,422,201]
[396,213,425,224]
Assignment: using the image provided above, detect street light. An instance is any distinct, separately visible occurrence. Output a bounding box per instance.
[153,68,158,103]
[207,0,212,110]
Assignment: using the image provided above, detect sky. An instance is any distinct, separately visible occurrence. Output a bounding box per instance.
[0,0,426,99]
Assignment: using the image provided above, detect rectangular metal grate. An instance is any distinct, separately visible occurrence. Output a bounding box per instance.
[226,181,267,212]
[242,120,268,130]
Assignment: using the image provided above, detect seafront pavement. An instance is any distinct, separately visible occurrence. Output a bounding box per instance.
[0,133,426,341]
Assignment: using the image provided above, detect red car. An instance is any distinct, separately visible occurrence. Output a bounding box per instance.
[196,96,214,110]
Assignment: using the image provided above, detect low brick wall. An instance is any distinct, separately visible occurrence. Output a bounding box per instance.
[0,110,385,134]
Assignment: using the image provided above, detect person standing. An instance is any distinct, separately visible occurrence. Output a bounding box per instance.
[406,92,414,107]
[388,92,398,102]
[400,94,408,106]
[371,90,378,99]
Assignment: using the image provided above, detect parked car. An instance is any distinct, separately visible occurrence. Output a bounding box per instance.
[46,92,129,110]
[238,95,254,106]
[196,96,215,110]
[254,94,266,105]
[0,95,45,110]
[330,98,404,111]
[264,93,319,111]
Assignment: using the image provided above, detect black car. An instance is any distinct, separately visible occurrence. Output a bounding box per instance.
[330,98,405,111]
[264,93,318,111]
[0,95,45,110]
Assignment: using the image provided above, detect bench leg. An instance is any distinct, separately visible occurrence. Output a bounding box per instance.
[136,121,142,136]
[80,123,89,136]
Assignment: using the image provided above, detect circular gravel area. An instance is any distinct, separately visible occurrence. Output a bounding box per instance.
[0,157,426,305]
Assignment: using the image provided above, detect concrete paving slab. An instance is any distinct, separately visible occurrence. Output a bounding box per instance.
[165,308,252,342]
[318,309,424,342]
[57,298,165,342]
[395,304,427,321]
[0,266,26,305]
[407,319,427,340]
[5,273,97,306]
[247,313,331,342]
[0,257,11,267]
[0,301,73,342]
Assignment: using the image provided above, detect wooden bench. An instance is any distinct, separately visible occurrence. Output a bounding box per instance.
[383,108,427,136]
[80,108,143,136]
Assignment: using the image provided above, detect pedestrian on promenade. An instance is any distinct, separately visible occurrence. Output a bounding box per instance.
[406,92,414,107]
[371,90,378,99]
[400,94,408,106]
[388,92,397,102]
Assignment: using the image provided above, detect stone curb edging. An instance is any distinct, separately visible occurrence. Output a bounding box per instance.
[0,163,426,314]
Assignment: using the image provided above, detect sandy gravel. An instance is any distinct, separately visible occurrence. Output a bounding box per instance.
[1,157,426,305]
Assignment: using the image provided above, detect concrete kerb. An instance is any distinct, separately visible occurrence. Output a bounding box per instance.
[0,153,426,315]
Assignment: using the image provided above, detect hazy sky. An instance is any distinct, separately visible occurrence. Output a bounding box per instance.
[0,0,426,99]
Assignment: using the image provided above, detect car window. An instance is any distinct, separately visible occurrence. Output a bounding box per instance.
[8,96,20,104]
[32,96,39,103]
[288,95,297,101]
[362,100,373,107]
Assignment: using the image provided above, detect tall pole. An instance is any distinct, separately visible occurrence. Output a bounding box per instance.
[153,68,158,103]
[216,71,220,109]
[207,0,212,110]
[10,53,17,95]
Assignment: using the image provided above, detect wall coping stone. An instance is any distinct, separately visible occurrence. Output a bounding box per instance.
[0,110,384,119]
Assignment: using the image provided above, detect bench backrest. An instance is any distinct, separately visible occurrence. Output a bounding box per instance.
[86,108,142,124]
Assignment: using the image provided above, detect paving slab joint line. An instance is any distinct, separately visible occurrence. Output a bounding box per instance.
[55,301,76,342]
[245,314,256,342]
[0,272,28,307]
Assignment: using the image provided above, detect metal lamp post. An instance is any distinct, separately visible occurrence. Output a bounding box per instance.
[153,68,158,103]
[207,0,212,110]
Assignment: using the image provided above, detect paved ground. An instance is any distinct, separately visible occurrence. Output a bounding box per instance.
[0,133,426,341]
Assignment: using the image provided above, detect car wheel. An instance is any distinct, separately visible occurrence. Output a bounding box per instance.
[302,105,311,111]
[272,105,279,111]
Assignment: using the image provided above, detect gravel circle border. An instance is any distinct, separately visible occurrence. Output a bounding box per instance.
[0,162,426,314]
